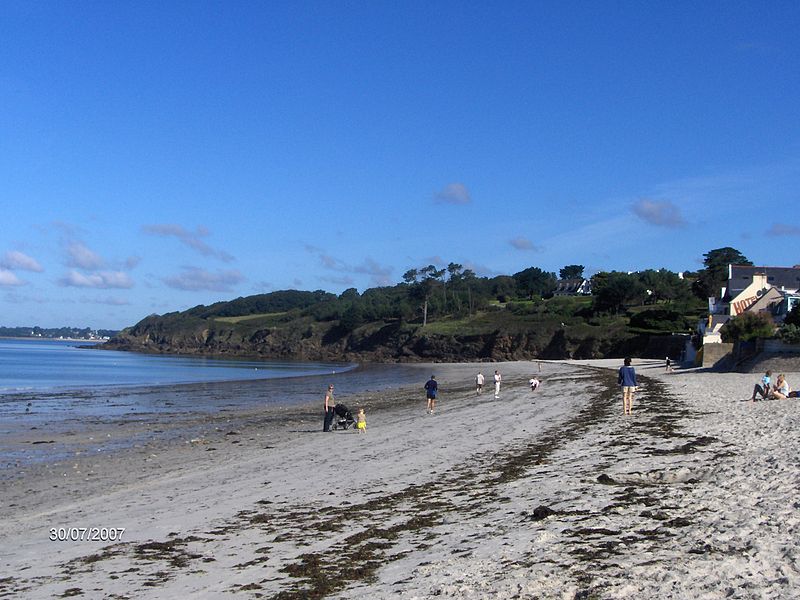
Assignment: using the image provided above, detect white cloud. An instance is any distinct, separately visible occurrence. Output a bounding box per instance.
[631,199,687,228]
[434,183,471,205]
[66,241,106,270]
[462,260,502,278]
[509,237,543,251]
[59,270,134,289]
[353,258,393,285]
[1,250,43,272]
[3,291,47,304]
[143,224,235,262]
[320,275,356,286]
[0,269,24,286]
[84,296,131,306]
[767,223,800,236]
[162,267,244,292]
[305,246,393,286]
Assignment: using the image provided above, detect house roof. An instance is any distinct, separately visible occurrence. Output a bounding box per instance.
[554,278,587,293]
[729,265,800,292]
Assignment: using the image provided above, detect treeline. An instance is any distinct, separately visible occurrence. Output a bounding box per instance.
[136,247,755,339]
[0,326,119,339]
[161,258,715,337]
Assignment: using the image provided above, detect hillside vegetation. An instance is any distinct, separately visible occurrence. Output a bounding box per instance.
[103,263,706,362]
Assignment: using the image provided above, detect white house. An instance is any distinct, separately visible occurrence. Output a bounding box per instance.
[553,278,592,296]
[702,264,800,344]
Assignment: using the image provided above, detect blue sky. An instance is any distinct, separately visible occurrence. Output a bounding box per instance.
[1,1,799,329]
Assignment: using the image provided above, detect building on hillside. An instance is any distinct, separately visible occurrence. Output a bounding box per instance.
[725,264,800,298]
[553,278,592,296]
[701,264,800,344]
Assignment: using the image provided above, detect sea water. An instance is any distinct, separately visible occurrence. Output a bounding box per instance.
[0,338,355,392]
[0,338,429,422]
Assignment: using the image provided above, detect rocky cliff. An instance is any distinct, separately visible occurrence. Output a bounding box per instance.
[100,315,681,362]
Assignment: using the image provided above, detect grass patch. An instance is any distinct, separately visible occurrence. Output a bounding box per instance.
[214,312,288,324]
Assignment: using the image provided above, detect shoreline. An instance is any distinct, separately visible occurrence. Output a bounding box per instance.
[2,359,799,598]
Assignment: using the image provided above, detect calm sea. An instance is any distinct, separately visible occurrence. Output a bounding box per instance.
[0,338,429,423]
[0,338,355,393]
[0,339,433,467]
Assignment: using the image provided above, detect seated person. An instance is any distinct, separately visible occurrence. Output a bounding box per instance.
[751,370,771,401]
[769,374,791,400]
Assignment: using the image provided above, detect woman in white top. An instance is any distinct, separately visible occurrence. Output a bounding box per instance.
[769,374,790,400]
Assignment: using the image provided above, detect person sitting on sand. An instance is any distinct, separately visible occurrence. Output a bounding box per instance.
[768,374,790,400]
[750,370,771,401]
[356,408,367,432]
[618,357,636,415]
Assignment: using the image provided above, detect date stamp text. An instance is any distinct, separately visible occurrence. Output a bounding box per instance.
[49,527,126,542]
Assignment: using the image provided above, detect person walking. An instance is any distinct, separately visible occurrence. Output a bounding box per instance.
[476,371,484,395]
[494,370,501,399]
[425,375,438,414]
[323,384,336,432]
[618,357,637,415]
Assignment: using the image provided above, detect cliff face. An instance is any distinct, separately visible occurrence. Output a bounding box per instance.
[100,317,673,362]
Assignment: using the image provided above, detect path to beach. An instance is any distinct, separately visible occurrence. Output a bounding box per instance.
[1,359,799,598]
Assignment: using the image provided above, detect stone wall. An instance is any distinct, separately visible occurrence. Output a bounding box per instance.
[699,342,734,368]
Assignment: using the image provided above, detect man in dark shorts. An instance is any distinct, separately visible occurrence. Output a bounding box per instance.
[425,375,438,414]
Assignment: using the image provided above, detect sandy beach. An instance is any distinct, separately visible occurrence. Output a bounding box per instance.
[1,359,799,599]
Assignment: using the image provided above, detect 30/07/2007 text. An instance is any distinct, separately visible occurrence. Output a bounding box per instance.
[49,527,125,542]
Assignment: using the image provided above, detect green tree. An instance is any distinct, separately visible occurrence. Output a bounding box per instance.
[490,275,518,302]
[592,271,647,314]
[339,287,360,301]
[339,304,364,332]
[512,267,556,299]
[692,247,752,300]
[402,269,418,284]
[638,269,691,304]
[559,264,585,280]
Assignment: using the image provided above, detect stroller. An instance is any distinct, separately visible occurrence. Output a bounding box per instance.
[332,403,355,430]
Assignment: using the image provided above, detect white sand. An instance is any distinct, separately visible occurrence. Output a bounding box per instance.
[1,359,799,598]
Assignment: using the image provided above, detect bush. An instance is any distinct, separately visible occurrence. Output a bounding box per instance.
[629,308,688,332]
[785,305,800,327]
[720,312,775,342]
[779,324,800,344]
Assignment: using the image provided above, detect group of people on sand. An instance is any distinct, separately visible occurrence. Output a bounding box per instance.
[428,368,543,414]
[323,366,547,430]
[750,370,797,401]
[474,370,505,399]
[322,384,367,433]
[474,370,541,400]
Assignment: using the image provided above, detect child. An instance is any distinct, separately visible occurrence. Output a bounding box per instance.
[751,370,771,401]
[356,408,367,433]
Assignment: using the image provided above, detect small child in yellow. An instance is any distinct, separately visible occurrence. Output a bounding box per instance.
[356,408,367,433]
